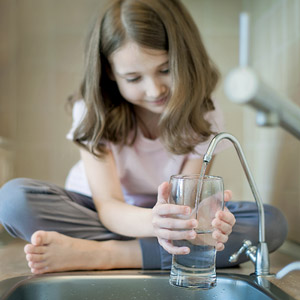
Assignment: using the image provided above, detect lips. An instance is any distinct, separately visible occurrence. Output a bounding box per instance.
[149,95,168,106]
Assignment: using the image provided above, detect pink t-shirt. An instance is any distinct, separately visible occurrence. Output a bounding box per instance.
[65,99,228,207]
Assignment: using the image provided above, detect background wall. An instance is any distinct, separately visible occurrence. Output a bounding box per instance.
[0,0,299,244]
[242,0,300,243]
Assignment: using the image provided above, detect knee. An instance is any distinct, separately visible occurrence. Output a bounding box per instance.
[264,204,288,252]
[0,178,32,224]
[216,202,287,268]
[228,201,288,250]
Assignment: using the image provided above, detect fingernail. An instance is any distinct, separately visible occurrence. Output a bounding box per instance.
[185,207,191,214]
[189,231,196,239]
[36,236,41,244]
[183,247,190,254]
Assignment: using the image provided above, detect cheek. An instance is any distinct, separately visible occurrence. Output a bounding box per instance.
[117,82,142,102]
[164,76,172,91]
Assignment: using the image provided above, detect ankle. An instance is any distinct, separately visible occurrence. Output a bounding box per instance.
[101,239,142,269]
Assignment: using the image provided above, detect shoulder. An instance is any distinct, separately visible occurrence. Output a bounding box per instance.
[72,99,87,122]
[188,98,230,158]
[204,98,225,132]
[66,99,87,141]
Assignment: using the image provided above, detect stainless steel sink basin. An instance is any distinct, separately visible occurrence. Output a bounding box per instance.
[0,271,295,300]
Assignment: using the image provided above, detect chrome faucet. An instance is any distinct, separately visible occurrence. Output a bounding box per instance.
[224,13,300,140]
[203,132,270,276]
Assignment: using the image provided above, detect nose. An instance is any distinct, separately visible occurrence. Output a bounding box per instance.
[145,78,167,99]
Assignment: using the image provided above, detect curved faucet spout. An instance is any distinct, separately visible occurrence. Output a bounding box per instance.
[204,132,265,242]
[204,132,270,276]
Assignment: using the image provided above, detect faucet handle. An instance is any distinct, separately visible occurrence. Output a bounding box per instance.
[229,240,255,263]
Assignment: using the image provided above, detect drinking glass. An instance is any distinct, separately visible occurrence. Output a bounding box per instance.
[169,174,224,289]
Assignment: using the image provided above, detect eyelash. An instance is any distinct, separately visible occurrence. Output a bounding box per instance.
[160,69,170,74]
[125,69,170,83]
[126,77,141,83]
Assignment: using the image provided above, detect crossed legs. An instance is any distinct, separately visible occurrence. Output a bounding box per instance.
[0,178,288,273]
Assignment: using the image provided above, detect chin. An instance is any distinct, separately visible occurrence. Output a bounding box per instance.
[149,106,165,114]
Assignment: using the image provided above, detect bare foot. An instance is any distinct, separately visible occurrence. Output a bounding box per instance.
[24,230,141,274]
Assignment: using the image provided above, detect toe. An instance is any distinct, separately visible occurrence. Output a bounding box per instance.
[24,244,47,254]
[31,230,47,246]
[29,260,47,269]
[24,244,33,254]
[26,253,45,263]
[31,266,49,274]
[31,230,57,246]
[31,267,43,274]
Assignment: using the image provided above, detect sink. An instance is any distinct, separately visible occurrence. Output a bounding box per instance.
[0,271,295,300]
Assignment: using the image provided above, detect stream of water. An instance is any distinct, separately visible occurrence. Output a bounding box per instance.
[195,161,208,219]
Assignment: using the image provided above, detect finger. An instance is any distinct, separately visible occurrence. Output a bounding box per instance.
[158,238,190,255]
[212,230,229,244]
[153,217,197,230]
[216,242,225,252]
[224,190,232,202]
[157,182,171,204]
[152,203,192,217]
[211,217,233,235]
[155,228,197,241]
[215,208,236,227]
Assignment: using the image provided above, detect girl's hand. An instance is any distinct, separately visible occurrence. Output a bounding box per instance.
[211,190,236,251]
[152,183,236,255]
[152,182,198,255]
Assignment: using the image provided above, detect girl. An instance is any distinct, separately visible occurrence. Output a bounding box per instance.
[0,0,287,274]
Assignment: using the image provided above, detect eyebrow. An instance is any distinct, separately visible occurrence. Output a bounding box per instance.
[116,60,169,77]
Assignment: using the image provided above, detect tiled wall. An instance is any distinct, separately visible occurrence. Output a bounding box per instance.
[1,1,298,242]
[242,0,300,243]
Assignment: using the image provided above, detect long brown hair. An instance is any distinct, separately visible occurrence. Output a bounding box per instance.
[70,0,219,156]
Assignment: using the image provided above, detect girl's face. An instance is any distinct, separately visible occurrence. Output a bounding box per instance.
[109,42,171,115]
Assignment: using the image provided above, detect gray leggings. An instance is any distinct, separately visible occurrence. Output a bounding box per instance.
[0,178,288,269]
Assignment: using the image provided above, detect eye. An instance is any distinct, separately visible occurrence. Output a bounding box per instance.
[126,76,141,83]
[160,68,170,74]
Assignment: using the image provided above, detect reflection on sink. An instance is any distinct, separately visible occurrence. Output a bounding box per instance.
[0,271,295,300]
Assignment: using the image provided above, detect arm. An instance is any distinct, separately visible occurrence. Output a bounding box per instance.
[80,147,154,238]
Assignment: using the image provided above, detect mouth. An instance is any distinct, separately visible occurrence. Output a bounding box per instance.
[147,95,168,106]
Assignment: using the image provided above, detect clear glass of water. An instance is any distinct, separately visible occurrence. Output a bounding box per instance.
[169,174,224,290]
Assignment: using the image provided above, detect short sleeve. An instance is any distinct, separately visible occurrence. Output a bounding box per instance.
[188,99,231,159]
[66,100,87,141]
[66,99,112,151]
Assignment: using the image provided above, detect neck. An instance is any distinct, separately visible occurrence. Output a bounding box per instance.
[135,107,160,140]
